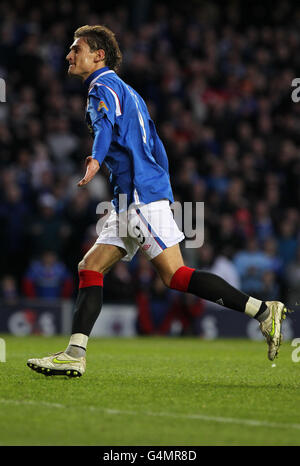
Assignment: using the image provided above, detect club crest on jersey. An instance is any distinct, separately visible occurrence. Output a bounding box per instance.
[98,100,108,112]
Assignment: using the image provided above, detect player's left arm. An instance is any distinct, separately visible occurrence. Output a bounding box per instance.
[78,89,115,187]
[78,115,113,186]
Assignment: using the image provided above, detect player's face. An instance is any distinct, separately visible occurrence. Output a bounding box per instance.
[66,37,101,80]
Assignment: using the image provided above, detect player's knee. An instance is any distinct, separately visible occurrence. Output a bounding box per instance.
[78,258,99,273]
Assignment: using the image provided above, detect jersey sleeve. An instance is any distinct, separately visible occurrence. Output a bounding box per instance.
[88,83,121,127]
[87,85,118,165]
[91,117,113,165]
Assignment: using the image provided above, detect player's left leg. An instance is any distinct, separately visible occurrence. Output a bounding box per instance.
[151,244,289,360]
[27,204,140,377]
[27,243,126,377]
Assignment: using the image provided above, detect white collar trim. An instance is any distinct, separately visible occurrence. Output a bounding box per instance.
[88,70,114,92]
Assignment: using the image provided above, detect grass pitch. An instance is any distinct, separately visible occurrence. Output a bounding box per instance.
[0,334,299,446]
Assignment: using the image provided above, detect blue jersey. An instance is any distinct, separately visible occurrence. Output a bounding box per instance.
[84,67,174,212]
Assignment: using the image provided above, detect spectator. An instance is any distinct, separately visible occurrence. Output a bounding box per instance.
[285,246,300,310]
[262,237,284,279]
[22,250,73,299]
[0,181,30,277]
[233,238,272,295]
[210,253,241,290]
[277,221,299,270]
[256,270,281,302]
[26,193,71,257]
[254,201,274,245]
[0,275,19,302]
[136,272,203,335]
[104,262,135,303]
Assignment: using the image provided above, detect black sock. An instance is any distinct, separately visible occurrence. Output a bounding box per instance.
[72,285,103,336]
[187,270,249,313]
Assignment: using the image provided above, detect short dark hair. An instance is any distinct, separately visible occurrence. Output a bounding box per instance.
[74,25,122,72]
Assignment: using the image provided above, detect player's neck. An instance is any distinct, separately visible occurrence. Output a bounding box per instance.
[83,66,110,90]
[83,65,109,83]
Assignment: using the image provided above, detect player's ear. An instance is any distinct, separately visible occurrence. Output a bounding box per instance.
[95,48,105,63]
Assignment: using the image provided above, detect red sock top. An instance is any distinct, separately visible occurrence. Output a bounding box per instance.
[79,269,103,288]
[169,266,195,292]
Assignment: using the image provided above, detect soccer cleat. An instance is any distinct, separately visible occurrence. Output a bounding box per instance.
[27,351,86,377]
[260,301,290,361]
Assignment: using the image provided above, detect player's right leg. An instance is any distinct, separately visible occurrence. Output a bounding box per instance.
[27,243,125,377]
[151,244,290,361]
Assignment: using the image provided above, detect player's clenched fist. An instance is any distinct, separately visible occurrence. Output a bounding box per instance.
[78,156,100,186]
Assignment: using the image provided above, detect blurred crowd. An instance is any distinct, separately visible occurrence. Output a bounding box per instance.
[1,0,300,333]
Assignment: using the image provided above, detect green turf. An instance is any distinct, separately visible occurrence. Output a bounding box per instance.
[0,334,299,446]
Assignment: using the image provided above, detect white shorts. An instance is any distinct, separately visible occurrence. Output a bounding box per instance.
[96,200,185,261]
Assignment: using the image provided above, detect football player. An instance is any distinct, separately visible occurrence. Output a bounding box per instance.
[27,25,289,377]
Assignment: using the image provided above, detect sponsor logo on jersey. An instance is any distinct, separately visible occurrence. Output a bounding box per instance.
[98,100,108,112]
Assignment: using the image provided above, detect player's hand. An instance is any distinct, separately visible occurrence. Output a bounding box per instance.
[78,156,100,187]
